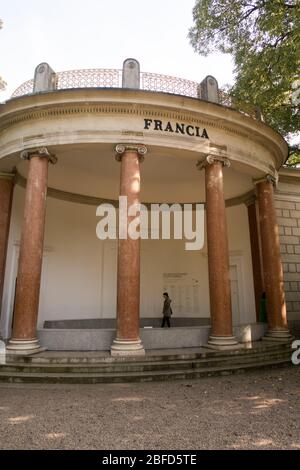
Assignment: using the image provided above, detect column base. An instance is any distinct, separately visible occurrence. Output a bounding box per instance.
[111,339,145,357]
[205,335,240,350]
[6,339,45,355]
[262,329,293,343]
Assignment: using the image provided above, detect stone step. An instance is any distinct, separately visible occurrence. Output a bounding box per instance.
[0,358,292,384]
[5,342,292,365]
[0,350,292,374]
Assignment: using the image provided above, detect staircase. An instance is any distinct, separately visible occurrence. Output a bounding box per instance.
[0,342,293,384]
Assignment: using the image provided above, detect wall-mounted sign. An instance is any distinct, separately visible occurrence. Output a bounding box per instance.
[144,119,209,139]
[162,272,200,315]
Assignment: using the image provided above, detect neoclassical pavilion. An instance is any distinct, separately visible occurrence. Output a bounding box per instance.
[0,59,296,356]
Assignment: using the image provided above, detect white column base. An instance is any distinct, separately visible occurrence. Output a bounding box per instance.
[111,339,145,357]
[6,339,45,355]
[262,329,293,342]
[205,335,240,350]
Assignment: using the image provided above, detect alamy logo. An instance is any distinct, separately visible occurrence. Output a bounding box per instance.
[291,340,300,365]
[96,197,205,251]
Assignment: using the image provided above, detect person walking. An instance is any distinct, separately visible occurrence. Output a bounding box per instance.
[161,292,172,327]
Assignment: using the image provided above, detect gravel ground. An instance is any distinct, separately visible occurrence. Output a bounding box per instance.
[0,365,299,450]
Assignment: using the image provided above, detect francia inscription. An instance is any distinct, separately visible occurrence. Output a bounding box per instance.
[144,118,209,139]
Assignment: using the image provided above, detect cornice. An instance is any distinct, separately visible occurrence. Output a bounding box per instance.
[0,92,287,168]
[278,168,300,185]
[226,190,256,208]
[275,190,300,202]
[0,101,252,137]
[0,171,15,181]
[15,171,255,209]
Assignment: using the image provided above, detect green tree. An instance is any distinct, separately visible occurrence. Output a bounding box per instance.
[0,18,6,91]
[189,0,300,165]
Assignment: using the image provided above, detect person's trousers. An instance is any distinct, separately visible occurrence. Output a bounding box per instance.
[161,316,171,328]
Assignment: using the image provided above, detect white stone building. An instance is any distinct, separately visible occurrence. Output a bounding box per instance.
[0,59,299,355]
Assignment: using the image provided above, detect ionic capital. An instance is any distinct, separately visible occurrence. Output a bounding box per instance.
[20,147,57,165]
[253,172,278,188]
[115,144,147,162]
[197,155,231,171]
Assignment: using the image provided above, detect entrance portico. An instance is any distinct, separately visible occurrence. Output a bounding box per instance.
[0,60,292,355]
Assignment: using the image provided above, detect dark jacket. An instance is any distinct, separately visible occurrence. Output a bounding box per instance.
[163,297,172,317]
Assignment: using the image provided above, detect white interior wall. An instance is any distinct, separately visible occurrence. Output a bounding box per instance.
[0,185,256,338]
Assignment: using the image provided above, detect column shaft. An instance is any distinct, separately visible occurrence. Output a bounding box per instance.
[247,201,264,320]
[0,176,14,313]
[8,155,49,351]
[256,179,290,339]
[205,160,237,347]
[111,146,145,356]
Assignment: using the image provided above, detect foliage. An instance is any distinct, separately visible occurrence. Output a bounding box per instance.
[287,144,300,166]
[189,0,300,165]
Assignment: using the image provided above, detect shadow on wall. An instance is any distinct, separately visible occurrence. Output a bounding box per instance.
[43,317,211,329]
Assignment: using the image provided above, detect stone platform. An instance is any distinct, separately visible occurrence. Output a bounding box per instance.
[37,323,268,351]
[43,317,211,329]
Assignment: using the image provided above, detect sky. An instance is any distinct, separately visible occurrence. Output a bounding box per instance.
[0,0,235,101]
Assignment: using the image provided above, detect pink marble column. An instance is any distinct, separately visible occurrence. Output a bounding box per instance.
[7,148,56,353]
[111,144,147,356]
[256,176,291,340]
[0,173,14,315]
[247,200,264,321]
[199,155,238,348]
